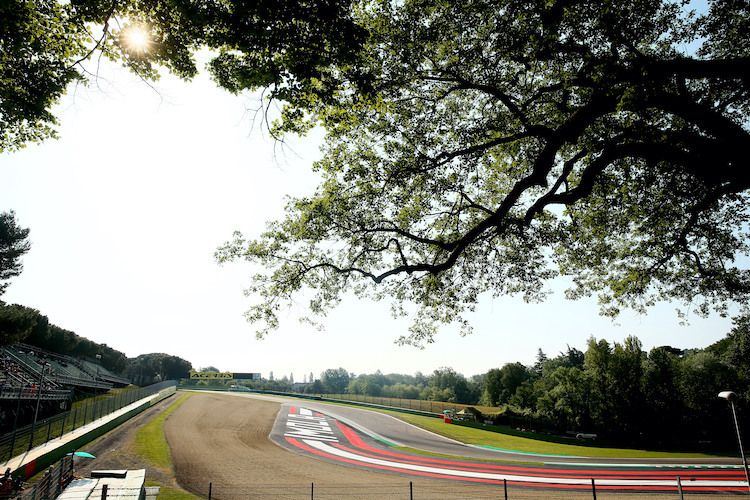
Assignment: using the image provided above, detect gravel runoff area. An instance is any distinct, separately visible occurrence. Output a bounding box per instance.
[72,392,739,499]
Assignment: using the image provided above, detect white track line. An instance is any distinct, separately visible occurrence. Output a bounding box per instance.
[302,439,746,489]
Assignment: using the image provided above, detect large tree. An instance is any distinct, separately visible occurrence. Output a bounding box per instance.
[126,353,192,383]
[0,302,41,345]
[216,0,750,344]
[0,210,31,295]
[320,367,350,393]
[4,0,750,344]
[0,0,366,152]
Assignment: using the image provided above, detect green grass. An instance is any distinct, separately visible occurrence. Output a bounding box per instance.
[133,393,192,469]
[145,480,201,500]
[133,393,200,500]
[399,415,718,458]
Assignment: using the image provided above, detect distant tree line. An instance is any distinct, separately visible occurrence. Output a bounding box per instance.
[0,302,192,384]
[1,302,128,373]
[480,329,749,449]
[237,321,749,451]
[124,353,193,384]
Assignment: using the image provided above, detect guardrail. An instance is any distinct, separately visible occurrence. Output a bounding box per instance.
[222,387,474,417]
[0,381,176,462]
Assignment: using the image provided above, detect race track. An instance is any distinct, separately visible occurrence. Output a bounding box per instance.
[273,404,747,494]
[165,391,748,498]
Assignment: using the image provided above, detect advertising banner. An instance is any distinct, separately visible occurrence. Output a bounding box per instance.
[189,371,234,380]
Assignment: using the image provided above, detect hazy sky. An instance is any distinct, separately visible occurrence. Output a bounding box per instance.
[0,53,737,380]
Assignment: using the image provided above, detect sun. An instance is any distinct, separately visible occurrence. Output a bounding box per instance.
[121,25,151,54]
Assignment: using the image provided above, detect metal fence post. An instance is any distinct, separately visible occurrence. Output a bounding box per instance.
[591,478,596,500]
[677,477,684,499]
[56,461,63,497]
[504,478,508,500]
[310,482,313,500]
[8,396,20,461]
[60,411,67,438]
[41,469,51,500]
[208,482,212,500]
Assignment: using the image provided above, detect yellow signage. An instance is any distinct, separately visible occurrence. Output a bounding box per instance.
[190,371,234,380]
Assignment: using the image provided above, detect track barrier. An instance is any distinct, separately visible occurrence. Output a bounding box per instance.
[186,477,726,499]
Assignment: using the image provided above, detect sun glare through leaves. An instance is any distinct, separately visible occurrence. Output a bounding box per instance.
[121,25,151,54]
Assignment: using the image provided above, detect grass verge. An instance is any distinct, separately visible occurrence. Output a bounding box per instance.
[399,415,718,459]
[145,480,200,500]
[133,393,200,500]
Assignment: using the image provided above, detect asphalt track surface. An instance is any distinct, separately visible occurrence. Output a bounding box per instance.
[221,391,749,494]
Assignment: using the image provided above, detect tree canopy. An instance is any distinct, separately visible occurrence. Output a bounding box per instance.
[125,353,193,383]
[0,0,365,151]
[215,0,750,343]
[0,210,31,295]
[4,0,749,344]
[0,302,130,372]
[320,367,351,393]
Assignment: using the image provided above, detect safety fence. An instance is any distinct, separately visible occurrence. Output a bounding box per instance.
[0,381,176,462]
[317,392,477,415]
[176,479,738,499]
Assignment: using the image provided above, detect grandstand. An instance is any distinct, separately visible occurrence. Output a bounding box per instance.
[0,344,132,433]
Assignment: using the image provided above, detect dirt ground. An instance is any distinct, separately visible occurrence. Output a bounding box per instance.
[73,392,740,499]
[71,395,183,491]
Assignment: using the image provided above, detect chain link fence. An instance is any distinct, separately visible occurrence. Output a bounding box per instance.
[0,381,177,462]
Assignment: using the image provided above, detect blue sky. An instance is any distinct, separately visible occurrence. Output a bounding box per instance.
[0,49,737,380]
